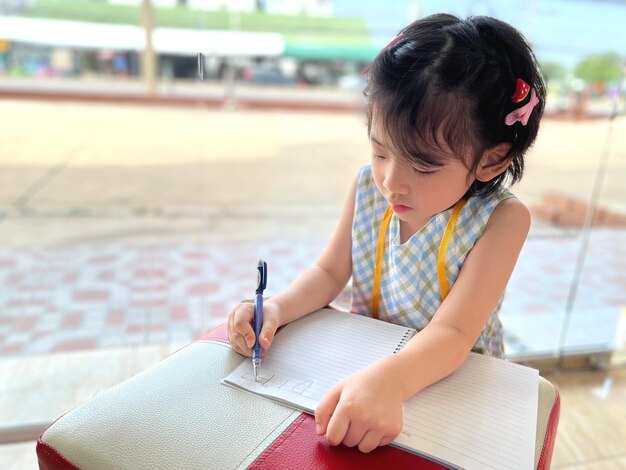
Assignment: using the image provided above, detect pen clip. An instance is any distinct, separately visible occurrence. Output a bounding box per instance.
[256,260,267,295]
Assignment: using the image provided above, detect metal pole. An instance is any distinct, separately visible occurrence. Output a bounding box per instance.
[556,69,623,368]
[141,0,157,96]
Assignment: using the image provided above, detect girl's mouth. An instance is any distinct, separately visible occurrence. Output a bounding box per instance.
[391,204,411,213]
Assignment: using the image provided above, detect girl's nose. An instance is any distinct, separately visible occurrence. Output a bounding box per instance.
[383,160,410,195]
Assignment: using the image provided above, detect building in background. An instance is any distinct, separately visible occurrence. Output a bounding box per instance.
[0,0,372,85]
[108,0,333,16]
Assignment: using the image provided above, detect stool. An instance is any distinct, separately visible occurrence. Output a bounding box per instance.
[37,323,560,469]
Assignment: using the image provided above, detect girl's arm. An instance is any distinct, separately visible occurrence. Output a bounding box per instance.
[227,177,357,356]
[392,197,531,397]
[315,197,531,452]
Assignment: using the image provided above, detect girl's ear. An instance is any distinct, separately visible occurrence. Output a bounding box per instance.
[476,143,513,182]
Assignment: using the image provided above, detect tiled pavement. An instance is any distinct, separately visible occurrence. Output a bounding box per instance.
[0,238,325,355]
[501,228,626,358]
[1,228,625,358]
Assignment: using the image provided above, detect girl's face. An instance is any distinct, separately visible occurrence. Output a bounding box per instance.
[369,116,476,233]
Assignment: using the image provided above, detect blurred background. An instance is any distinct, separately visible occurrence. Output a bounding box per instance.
[0,0,625,467]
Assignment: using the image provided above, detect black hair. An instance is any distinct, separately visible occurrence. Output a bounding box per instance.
[365,13,546,197]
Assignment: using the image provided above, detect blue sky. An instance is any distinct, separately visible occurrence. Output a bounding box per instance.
[335,0,626,71]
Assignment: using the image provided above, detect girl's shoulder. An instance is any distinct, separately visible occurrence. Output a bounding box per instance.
[353,165,387,222]
[355,165,379,200]
[458,187,526,235]
[356,165,374,185]
[489,187,529,217]
[468,187,516,214]
[481,189,531,237]
[483,186,515,204]
[490,194,531,224]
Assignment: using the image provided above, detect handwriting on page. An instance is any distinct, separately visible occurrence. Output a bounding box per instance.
[279,380,313,395]
[241,372,274,386]
[241,372,313,396]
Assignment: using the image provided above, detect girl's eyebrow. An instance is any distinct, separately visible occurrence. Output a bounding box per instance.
[369,134,386,148]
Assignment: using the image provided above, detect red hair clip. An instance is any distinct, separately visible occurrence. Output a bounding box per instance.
[364,33,403,75]
[385,32,403,50]
[511,78,531,103]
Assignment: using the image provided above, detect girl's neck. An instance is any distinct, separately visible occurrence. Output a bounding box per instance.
[398,216,430,244]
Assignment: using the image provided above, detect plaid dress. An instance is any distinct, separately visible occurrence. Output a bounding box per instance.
[351,166,514,357]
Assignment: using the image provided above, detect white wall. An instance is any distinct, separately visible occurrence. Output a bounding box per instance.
[187,0,256,12]
[107,0,334,16]
[265,0,333,17]
[108,0,179,7]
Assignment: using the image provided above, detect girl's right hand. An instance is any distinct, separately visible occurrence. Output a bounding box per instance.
[227,301,281,357]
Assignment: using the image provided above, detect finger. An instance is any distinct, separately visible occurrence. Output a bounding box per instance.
[227,313,244,352]
[259,317,278,350]
[357,430,382,454]
[325,404,351,447]
[379,433,397,447]
[232,333,252,357]
[227,313,234,344]
[315,386,341,437]
[228,309,253,356]
[233,306,256,348]
[342,423,366,448]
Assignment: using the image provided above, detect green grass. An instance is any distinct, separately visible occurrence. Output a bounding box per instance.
[25,0,371,45]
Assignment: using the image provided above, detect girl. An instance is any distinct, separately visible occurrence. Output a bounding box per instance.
[227,13,545,453]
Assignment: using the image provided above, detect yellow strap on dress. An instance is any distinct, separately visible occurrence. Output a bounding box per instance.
[371,199,467,319]
[371,206,393,320]
[437,199,468,301]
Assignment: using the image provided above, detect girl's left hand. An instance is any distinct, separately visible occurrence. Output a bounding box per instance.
[314,359,404,453]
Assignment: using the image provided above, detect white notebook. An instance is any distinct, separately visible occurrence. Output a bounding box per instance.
[222,308,539,470]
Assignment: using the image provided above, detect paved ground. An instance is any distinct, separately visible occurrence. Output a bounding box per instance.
[0,98,625,359]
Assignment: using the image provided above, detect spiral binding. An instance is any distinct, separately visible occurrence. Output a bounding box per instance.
[393,330,415,353]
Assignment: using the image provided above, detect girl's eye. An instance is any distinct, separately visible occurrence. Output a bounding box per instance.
[413,167,437,176]
[372,154,386,160]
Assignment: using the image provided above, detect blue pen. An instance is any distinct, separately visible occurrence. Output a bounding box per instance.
[253,260,267,382]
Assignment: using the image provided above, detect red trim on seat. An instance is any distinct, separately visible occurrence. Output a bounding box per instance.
[538,388,560,470]
[36,438,81,470]
[249,413,446,469]
[198,322,229,344]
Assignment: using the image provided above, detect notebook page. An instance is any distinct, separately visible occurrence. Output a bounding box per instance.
[222,310,539,470]
[222,308,414,412]
[395,352,538,470]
